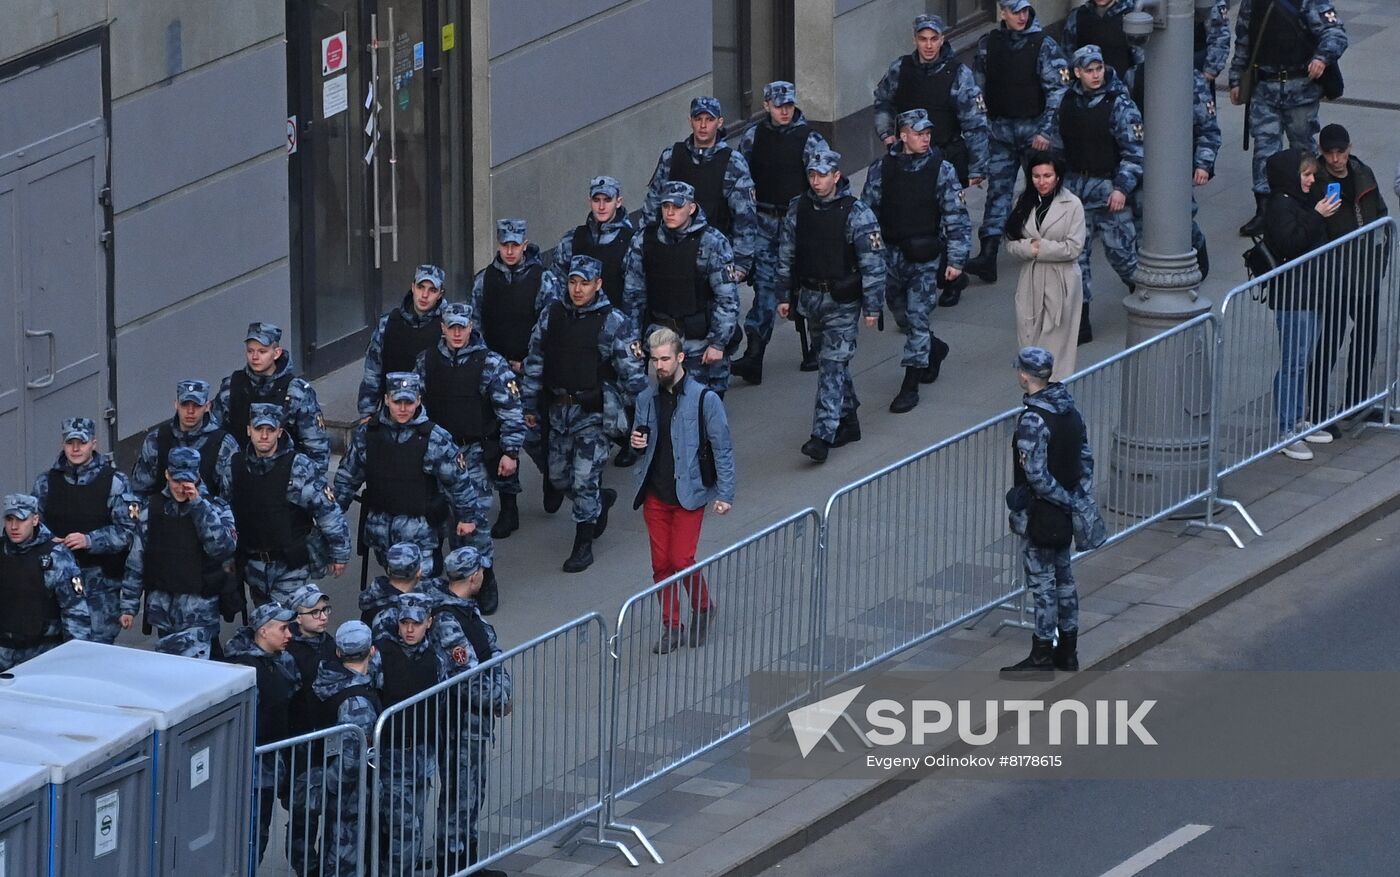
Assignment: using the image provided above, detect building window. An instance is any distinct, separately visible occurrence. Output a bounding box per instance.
[931,0,996,32]
[714,0,795,123]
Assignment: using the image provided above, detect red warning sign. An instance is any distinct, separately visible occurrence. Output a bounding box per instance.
[322,32,347,76]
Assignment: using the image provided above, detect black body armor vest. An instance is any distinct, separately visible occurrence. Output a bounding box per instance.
[423,349,491,445]
[642,231,711,338]
[1074,6,1134,77]
[480,264,543,362]
[894,57,963,146]
[145,502,226,597]
[363,422,434,518]
[155,424,226,497]
[668,144,733,235]
[376,638,440,748]
[571,225,634,300]
[225,371,295,450]
[543,302,610,395]
[0,544,59,642]
[749,123,810,210]
[878,152,945,243]
[984,31,1048,119]
[1060,93,1120,177]
[381,309,441,376]
[230,452,312,568]
[44,468,127,578]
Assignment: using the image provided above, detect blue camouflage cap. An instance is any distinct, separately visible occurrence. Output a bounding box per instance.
[763,81,796,106]
[335,620,373,658]
[659,180,696,207]
[897,108,934,132]
[807,148,842,174]
[1014,346,1054,379]
[248,403,285,429]
[443,546,484,581]
[914,13,947,32]
[495,219,527,245]
[166,446,202,482]
[245,321,283,346]
[288,582,330,611]
[442,301,474,328]
[385,542,423,577]
[396,591,434,624]
[998,0,1032,11]
[385,371,422,402]
[1072,44,1104,68]
[250,601,295,630]
[414,264,446,289]
[61,417,96,442]
[589,175,621,199]
[155,627,211,660]
[689,96,722,118]
[568,255,604,281]
[176,379,210,405]
[3,493,39,519]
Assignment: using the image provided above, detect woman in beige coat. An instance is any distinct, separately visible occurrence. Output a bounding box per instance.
[1004,152,1086,381]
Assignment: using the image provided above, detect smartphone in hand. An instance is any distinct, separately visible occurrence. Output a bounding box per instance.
[1326,182,1341,202]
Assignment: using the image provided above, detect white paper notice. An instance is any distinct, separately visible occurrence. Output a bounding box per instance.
[94,790,120,858]
[323,74,349,119]
[190,747,211,790]
[364,82,375,110]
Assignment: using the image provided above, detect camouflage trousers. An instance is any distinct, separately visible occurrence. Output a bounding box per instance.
[378,743,436,874]
[449,441,496,569]
[322,778,366,877]
[885,249,942,368]
[146,591,222,658]
[363,511,441,577]
[243,557,314,607]
[796,289,860,442]
[436,734,490,865]
[980,117,1044,238]
[1022,539,1079,641]
[547,403,611,524]
[278,765,325,877]
[0,638,60,672]
[1066,174,1137,303]
[1247,78,1321,194]
[81,570,123,644]
[745,211,784,343]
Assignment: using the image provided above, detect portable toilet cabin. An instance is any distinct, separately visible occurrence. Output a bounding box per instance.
[0,759,52,877]
[0,640,256,877]
[0,692,156,877]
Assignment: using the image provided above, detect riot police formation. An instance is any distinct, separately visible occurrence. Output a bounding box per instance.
[130,379,239,499]
[357,264,450,418]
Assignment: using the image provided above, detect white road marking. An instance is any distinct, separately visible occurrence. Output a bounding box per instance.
[1097,824,1213,877]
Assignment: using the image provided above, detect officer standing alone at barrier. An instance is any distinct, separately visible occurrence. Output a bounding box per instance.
[732,80,829,383]
[776,149,887,462]
[415,302,524,615]
[524,256,648,572]
[965,0,1070,284]
[630,328,735,655]
[33,417,136,645]
[229,403,351,607]
[214,322,331,477]
[862,109,971,414]
[872,14,989,308]
[1002,347,1103,677]
[429,546,512,877]
[358,265,450,418]
[360,542,443,639]
[283,583,338,876]
[0,493,90,671]
[313,620,380,877]
[130,379,239,498]
[120,446,239,659]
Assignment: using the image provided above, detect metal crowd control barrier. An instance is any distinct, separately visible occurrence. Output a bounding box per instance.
[1210,217,1399,530]
[251,725,368,877]
[599,509,821,843]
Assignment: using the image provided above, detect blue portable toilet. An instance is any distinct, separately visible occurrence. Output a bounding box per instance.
[0,759,51,877]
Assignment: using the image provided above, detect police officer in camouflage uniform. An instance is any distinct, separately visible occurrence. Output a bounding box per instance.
[966,0,1070,284]
[229,403,351,607]
[335,372,476,577]
[33,417,136,645]
[283,583,337,877]
[1053,45,1144,343]
[415,302,523,615]
[120,446,239,659]
[0,493,90,671]
[214,322,331,481]
[775,149,887,462]
[1198,0,1231,82]
[1230,0,1346,237]
[731,81,829,384]
[313,620,380,877]
[642,97,757,280]
[1002,347,1097,677]
[358,264,449,418]
[361,542,443,640]
[1061,0,1145,80]
[131,379,239,498]
[624,181,743,394]
[525,256,648,572]
[861,109,971,414]
[430,546,511,877]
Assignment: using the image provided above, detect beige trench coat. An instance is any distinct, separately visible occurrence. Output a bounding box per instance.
[1004,189,1086,381]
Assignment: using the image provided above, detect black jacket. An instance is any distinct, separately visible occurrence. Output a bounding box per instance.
[1261,148,1329,310]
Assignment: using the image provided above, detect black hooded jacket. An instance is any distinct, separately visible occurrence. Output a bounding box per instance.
[1262,148,1329,311]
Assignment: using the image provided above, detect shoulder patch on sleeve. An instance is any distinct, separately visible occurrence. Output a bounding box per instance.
[1206,99,1216,117]
[868,231,884,252]
[72,575,84,595]
[724,263,743,283]
[1060,67,1071,83]
[324,485,336,504]
[506,379,521,398]
[451,644,470,667]
[316,413,326,430]
[1322,8,1338,24]
[1132,122,1144,142]
[129,502,141,520]
[629,340,645,360]
[974,94,986,114]
[456,451,468,472]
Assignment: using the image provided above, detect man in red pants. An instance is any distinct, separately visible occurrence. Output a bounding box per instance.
[630,327,736,654]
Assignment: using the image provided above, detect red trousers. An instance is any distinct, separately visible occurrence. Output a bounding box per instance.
[643,494,712,629]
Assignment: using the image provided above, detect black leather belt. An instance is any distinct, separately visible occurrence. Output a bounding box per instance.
[800,277,858,294]
[1254,65,1310,82]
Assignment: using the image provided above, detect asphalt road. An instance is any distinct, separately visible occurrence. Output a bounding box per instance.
[759,511,1400,877]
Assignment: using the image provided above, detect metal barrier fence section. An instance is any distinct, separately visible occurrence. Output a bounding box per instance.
[251,725,368,877]
[606,509,821,814]
[370,614,618,876]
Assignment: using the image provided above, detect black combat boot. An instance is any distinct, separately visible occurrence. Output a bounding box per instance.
[731,330,766,385]
[1077,301,1093,346]
[491,492,519,539]
[937,271,968,307]
[562,522,594,573]
[964,234,1001,283]
[833,414,862,447]
[799,344,819,372]
[542,478,564,514]
[801,436,830,463]
[1052,630,1079,672]
[1000,637,1056,679]
[689,605,716,647]
[593,488,617,538]
[1196,238,1210,281]
[467,840,508,877]
[1239,192,1268,237]
[889,367,921,414]
[613,444,639,467]
[478,567,500,616]
[921,336,950,384]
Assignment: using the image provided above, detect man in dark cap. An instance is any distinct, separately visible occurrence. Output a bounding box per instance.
[0,493,90,670]
[130,379,239,498]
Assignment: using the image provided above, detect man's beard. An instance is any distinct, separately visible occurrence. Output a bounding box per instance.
[657,370,677,389]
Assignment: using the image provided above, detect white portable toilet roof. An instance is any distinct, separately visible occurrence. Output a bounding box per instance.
[0,640,255,730]
[0,757,50,805]
[0,692,154,783]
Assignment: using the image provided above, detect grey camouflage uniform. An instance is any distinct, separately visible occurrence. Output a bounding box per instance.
[214,352,332,478]
[0,519,91,671]
[313,658,379,877]
[1060,0,1146,76]
[357,293,449,417]
[642,137,758,275]
[873,44,992,181]
[130,415,239,499]
[1199,0,1231,78]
